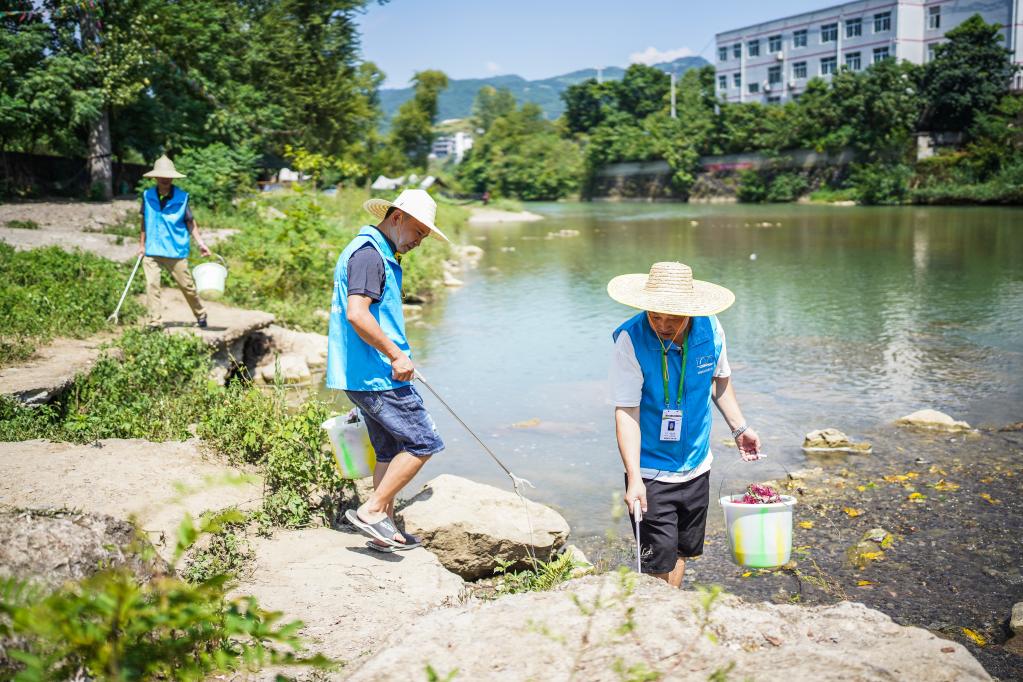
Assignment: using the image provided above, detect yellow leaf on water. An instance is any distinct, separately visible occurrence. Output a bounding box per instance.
[933,479,960,492]
[798,521,815,529]
[855,485,866,492]
[979,493,1002,505]
[741,571,752,578]
[843,507,865,518]
[906,471,919,479]
[980,477,993,484]
[883,474,908,483]
[962,628,987,646]
[860,551,884,561]
[857,580,874,586]
[908,492,926,501]
[929,465,948,476]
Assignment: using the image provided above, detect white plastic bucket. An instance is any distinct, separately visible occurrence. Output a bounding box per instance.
[193,255,227,300]
[322,411,376,479]
[719,494,796,568]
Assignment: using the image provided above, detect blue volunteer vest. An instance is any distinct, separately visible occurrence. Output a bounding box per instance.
[143,186,191,259]
[613,312,724,473]
[325,226,411,392]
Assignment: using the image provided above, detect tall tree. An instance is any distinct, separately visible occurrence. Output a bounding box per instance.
[389,70,449,169]
[923,14,1017,134]
[471,86,517,133]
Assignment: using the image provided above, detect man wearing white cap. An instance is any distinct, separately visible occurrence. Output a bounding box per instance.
[327,189,451,550]
[607,262,762,587]
[139,154,211,329]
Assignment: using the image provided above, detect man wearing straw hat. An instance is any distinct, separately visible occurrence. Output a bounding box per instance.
[608,262,762,587]
[139,154,212,329]
[327,189,451,550]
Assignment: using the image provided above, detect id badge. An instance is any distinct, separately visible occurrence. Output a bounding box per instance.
[660,409,682,441]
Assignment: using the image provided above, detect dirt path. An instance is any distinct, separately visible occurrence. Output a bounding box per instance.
[584,425,1023,681]
[0,438,261,558]
[0,199,234,261]
[468,207,545,224]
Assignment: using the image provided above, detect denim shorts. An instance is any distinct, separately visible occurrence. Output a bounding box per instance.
[344,385,444,462]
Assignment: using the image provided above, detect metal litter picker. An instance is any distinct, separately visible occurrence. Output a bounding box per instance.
[107,254,143,324]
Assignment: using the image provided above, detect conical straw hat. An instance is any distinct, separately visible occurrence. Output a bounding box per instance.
[607,262,735,316]
[363,188,450,243]
[143,154,186,179]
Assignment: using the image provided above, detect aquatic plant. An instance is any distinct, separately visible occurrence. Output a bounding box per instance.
[735,483,782,504]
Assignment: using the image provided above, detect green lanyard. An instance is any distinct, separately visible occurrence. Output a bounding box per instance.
[659,334,688,408]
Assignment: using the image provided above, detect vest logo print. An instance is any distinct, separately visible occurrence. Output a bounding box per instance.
[697,355,715,373]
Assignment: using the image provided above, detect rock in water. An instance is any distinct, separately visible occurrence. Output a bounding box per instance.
[0,509,165,588]
[896,409,971,432]
[256,352,311,384]
[1011,601,1023,636]
[346,574,988,681]
[399,474,570,580]
[801,428,872,454]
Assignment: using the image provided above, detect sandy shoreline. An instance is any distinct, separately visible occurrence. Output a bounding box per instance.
[467,206,544,224]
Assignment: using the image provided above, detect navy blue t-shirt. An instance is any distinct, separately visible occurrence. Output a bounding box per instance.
[347,229,397,302]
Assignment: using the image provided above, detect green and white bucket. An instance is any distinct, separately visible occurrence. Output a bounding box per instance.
[322,410,376,479]
[193,254,228,300]
[719,494,796,568]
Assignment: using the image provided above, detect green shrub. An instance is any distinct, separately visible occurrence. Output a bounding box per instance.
[0,330,212,443]
[492,552,580,596]
[807,187,859,203]
[849,162,912,205]
[735,169,766,203]
[0,244,144,366]
[182,512,254,584]
[0,511,324,680]
[173,143,258,210]
[765,173,809,202]
[198,383,280,465]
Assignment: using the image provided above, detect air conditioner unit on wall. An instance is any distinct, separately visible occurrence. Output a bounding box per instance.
[776,52,784,61]
[788,80,797,88]
[764,83,772,92]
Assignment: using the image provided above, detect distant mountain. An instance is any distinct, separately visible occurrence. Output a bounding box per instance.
[378,56,709,124]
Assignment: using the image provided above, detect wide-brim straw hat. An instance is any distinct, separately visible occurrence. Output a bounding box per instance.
[363,188,450,243]
[143,154,186,179]
[607,261,735,316]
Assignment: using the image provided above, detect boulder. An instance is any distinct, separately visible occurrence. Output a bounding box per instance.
[0,509,165,589]
[896,409,971,432]
[400,474,570,580]
[256,352,311,384]
[1012,601,1023,636]
[258,324,327,368]
[346,574,988,682]
[802,428,872,454]
[562,544,594,578]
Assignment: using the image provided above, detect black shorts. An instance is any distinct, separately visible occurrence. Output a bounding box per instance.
[625,471,710,574]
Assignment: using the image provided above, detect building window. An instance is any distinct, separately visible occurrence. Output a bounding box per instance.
[748,82,760,94]
[769,35,782,53]
[845,52,861,71]
[767,96,782,104]
[821,23,838,43]
[718,75,728,89]
[793,29,808,48]
[926,43,937,62]
[873,46,891,63]
[733,72,741,87]
[768,65,782,85]
[928,6,941,30]
[792,61,807,79]
[718,46,728,61]
[846,18,862,38]
[874,11,891,32]
[748,39,760,57]
[733,43,741,59]
[820,56,837,75]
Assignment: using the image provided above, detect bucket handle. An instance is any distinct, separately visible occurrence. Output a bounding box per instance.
[716,452,792,504]
[197,253,227,267]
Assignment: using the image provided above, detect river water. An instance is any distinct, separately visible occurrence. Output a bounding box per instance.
[319,202,1023,537]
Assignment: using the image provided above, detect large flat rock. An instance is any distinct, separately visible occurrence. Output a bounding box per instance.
[348,574,989,681]
[0,334,115,404]
[237,528,465,671]
[0,439,261,559]
[152,288,275,350]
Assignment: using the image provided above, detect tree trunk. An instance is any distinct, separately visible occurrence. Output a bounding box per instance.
[88,107,113,200]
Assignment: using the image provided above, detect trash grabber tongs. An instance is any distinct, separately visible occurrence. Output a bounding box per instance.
[108,254,143,324]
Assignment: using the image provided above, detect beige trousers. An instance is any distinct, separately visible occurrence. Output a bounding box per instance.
[143,256,206,326]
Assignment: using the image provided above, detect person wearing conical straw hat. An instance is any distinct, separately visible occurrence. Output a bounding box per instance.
[326,189,451,551]
[608,262,762,587]
[139,155,212,329]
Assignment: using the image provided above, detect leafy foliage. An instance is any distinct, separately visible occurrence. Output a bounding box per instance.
[173,143,258,209]
[492,552,580,596]
[0,244,144,366]
[0,510,324,680]
[390,70,449,170]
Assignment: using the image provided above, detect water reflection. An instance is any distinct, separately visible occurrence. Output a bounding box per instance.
[320,203,1023,535]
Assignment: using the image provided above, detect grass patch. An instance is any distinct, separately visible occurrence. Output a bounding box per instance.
[807,187,859,203]
[491,552,580,597]
[181,511,254,584]
[5,219,39,229]
[0,244,144,366]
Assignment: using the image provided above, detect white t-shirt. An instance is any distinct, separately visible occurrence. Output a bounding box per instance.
[610,327,730,483]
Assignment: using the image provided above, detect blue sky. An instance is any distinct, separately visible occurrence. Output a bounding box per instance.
[358,0,834,87]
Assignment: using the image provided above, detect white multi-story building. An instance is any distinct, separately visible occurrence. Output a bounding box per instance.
[429,131,474,163]
[715,0,1023,104]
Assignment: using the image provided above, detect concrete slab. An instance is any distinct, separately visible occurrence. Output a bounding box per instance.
[0,334,116,405]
